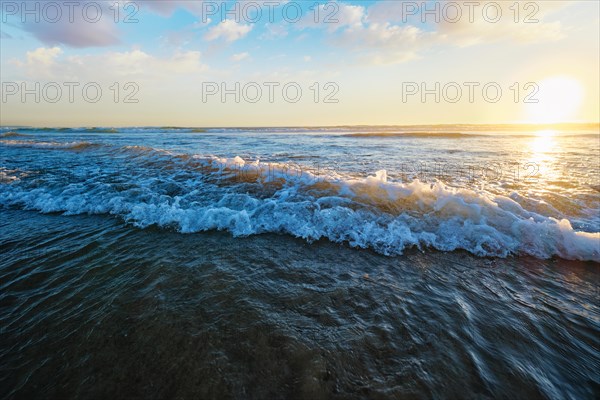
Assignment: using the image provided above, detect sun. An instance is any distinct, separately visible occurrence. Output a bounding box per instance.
[525,76,584,124]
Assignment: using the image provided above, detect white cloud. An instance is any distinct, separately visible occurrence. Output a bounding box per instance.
[204,20,253,42]
[295,2,423,64]
[10,46,63,78]
[332,23,429,65]
[364,0,567,47]
[366,2,413,25]
[107,49,206,75]
[260,23,288,40]
[435,1,566,47]
[11,48,207,81]
[26,47,63,66]
[231,52,249,62]
[137,0,208,17]
[329,2,365,29]
[295,0,567,65]
[298,2,365,31]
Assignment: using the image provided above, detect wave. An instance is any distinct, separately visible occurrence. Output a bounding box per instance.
[83,127,119,133]
[0,132,29,138]
[345,132,483,138]
[344,132,600,139]
[0,143,598,262]
[0,168,21,183]
[0,139,100,150]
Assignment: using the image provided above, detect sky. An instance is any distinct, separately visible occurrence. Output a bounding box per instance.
[0,0,599,127]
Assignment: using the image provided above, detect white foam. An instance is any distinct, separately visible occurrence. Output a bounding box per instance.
[0,139,97,149]
[1,154,598,262]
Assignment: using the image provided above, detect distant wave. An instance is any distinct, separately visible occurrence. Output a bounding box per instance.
[344,132,600,139]
[1,141,598,262]
[0,139,100,150]
[345,132,483,138]
[0,132,29,138]
[84,128,119,133]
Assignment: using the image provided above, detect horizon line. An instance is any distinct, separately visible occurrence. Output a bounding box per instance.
[2,122,599,130]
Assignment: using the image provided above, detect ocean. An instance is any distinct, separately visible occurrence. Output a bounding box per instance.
[1,125,599,398]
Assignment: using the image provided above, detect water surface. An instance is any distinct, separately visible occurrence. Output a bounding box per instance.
[1,125,599,398]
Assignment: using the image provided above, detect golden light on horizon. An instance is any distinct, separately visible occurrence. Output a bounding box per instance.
[526,77,584,124]
[529,131,557,155]
[527,130,559,182]
[535,129,557,138]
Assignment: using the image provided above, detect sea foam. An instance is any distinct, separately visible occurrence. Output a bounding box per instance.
[0,142,598,261]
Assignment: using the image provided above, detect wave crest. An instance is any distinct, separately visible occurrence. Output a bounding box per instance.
[0,147,598,261]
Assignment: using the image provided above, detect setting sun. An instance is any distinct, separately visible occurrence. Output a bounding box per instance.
[526,76,584,123]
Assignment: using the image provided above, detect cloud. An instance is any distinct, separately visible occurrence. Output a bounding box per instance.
[22,20,120,48]
[13,1,120,48]
[295,2,425,64]
[105,49,207,75]
[260,23,288,40]
[365,2,416,25]
[231,52,249,62]
[438,20,564,47]
[365,0,567,46]
[295,0,567,65]
[25,46,63,65]
[10,46,63,79]
[137,0,208,17]
[298,2,365,31]
[435,1,567,46]
[332,23,429,65]
[11,47,207,81]
[204,19,253,42]
[4,0,213,48]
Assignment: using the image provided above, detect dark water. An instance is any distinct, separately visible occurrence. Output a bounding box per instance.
[1,209,598,399]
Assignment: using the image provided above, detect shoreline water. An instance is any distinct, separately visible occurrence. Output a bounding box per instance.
[1,209,598,399]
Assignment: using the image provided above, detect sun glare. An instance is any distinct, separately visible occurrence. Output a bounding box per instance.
[528,130,558,175]
[525,76,584,124]
[530,135,556,155]
[535,129,557,138]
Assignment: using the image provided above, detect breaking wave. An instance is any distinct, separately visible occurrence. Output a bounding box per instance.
[0,139,100,150]
[1,140,598,262]
[0,132,29,138]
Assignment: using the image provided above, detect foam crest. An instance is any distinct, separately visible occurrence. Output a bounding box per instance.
[1,152,598,262]
[0,132,30,138]
[0,139,99,150]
